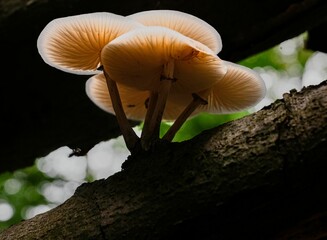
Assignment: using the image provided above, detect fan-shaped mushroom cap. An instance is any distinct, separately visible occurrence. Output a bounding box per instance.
[171,61,266,114]
[200,61,266,113]
[101,26,227,94]
[128,10,222,54]
[37,12,142,75]
[86,73,186,121]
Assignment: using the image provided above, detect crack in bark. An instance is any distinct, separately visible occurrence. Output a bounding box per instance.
[94,195,108,240]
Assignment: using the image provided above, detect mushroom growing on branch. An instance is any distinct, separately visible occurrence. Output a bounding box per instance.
[100,26,227,149]
[37,12,143,151]
[87,61,266,144]
[163,61,266,141]
[86,73,186,121]
[38,10,266,154]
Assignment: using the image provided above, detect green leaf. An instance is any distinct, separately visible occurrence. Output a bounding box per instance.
[160,111,249,142]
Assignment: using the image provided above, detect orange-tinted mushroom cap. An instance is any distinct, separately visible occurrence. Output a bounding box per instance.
[168,61,266,115]
[37,12,142,75]
[128,10,222,54]
[85,73,186,121]
[197,61,266,114]
[101,26,227,94]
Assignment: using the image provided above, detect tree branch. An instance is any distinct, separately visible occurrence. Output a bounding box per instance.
[1,80,326,240]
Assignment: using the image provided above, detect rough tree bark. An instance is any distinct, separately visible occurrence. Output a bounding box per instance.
[1,80,326,240]
[1,0,327,173]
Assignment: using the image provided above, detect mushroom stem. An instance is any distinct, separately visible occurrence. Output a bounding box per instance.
[141,60,174,150]
[142,91,159,136]
[103,70,139,152]
[163,93,207,142]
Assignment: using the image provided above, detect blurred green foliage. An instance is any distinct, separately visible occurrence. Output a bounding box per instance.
[240,47,286,70]
[240,33,312,71]
[160,111,249,142]
[0,166,50,232]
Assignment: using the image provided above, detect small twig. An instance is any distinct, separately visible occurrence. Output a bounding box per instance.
[163,93,207,141]
[103,70,139,152]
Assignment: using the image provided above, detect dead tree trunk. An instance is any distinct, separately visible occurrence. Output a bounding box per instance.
[1,80,326,240]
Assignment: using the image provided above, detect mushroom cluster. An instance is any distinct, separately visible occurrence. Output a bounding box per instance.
[37,10,266,152]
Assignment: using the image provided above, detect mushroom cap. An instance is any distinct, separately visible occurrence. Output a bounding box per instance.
[86,73,185,121]
[37,12,142,75]
[128,10,222,54]
[169,61,266,114]
[101,26,227,94]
